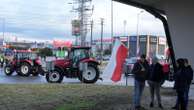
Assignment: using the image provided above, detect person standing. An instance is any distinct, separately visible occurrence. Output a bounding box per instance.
[174,58,189,110]
[184,58,193,87]
[147,57,164,109]
[132,54,150,110]
[184,58,193,109]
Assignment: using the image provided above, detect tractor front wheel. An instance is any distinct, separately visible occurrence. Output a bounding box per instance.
[46,70,63,83]
[4,65,14,76]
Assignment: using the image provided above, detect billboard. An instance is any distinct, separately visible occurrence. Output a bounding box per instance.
[149,36,157,44]
[53,40,72,48]
[149,36,157,57]
[159,37,166,45]
[139,35,147,55]
[72,20,81,36]
[129,36,137,57]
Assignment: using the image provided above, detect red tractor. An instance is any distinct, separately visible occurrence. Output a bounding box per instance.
[4,50,43,76]
[44,47,100,84]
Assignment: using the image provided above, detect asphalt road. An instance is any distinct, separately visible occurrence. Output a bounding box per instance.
[0,67,130,85]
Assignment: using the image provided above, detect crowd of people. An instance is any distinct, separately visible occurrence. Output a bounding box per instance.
[132,54,193,110]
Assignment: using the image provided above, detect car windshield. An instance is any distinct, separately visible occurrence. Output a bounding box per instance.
[126,57,137,64]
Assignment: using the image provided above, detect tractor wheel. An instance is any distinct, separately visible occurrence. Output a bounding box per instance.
[78,64,100,84]
[4,65,14,76]
[19,63,31,77]
[31,66,40,76]
[46,70,63,83]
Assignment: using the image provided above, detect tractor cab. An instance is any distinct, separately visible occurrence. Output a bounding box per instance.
[68,47,91,67]
[13,50,38,61]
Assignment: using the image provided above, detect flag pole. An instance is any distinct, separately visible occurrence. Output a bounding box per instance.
[111,0,113,45]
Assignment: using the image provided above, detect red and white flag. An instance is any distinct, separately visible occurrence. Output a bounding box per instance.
[103,39,128,82]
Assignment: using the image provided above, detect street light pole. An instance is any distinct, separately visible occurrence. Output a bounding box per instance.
[111,0,113,44]
[0,18,5,41]
[3,18,5,41]
[136,11,143,56]
[123,20,127,36]
[90,20,93,47]
[100,18,104,63]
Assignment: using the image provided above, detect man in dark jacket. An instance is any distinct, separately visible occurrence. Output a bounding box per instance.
[132,54,150,110]
[184,59,193,86]
[148,57,164,109]
[172,58,193,110]
[174,58,190,110]
[184,59,193,109]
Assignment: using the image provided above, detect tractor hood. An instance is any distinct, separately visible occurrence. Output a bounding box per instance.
[54,59,71,68]
[81,58,100,65]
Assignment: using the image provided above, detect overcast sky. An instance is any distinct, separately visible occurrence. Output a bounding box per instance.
[0,0,165,42]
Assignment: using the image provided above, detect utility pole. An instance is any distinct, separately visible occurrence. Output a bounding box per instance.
[3,18,5,41]
[100,18,104,62]
[111,0,114,45]
[80,0,84,46]
[90,20,93,47]
[0,18,5,41]
[136,11,144,56]
[69,0,94,46]
[123,20,127,36]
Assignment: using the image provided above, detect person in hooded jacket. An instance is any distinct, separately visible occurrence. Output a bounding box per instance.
[184,58,193,87]
[147,57,164,109]
[172,58,193,110]
[183,58,193,109]
[174,58,190,110]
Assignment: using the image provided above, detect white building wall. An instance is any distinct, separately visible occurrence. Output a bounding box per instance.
[164,0,194,67]
[163,0,194,83]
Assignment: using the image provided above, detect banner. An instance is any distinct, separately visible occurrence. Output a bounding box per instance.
[53,40,72,48]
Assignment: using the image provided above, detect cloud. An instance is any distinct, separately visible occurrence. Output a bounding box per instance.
[0,0,165,42]
[0,0,74,40]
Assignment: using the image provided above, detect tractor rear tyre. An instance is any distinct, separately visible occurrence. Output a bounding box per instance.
[78,64,100,84]
[19,63,31,77]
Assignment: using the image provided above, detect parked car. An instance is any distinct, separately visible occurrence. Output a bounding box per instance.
[103,55,110,61]
[123,57,138,76]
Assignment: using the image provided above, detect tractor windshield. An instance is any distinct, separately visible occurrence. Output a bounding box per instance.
[74,49,89,59]
[15,52,30,59]
[14,52,37,60]
[69,48,90,62]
